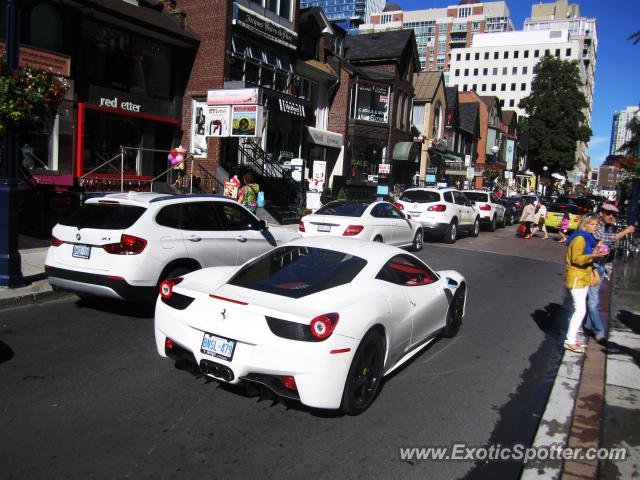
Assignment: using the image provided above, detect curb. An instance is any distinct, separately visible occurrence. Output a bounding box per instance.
[0,281,73,310]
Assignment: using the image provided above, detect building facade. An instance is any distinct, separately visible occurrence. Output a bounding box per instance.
[300,0,385,33]
[610,106,640,155]
[359,1,513,74]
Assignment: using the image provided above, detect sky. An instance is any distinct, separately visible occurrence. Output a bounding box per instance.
[398,0,640,167]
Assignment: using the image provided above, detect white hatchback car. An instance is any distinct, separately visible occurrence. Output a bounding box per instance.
[45,192,299,302]
[395,188,480,243]
[299,200,423,251]
[462,190,506,231]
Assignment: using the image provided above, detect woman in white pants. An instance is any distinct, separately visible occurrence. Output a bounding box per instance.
[564,214,606,352]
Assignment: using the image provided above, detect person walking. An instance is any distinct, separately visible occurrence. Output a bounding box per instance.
[564,214,607,353]
[237,170,260,215]
[537,202,549,239]
[558,213,570,242]
[519,198,536,239]
[584,203,636,343]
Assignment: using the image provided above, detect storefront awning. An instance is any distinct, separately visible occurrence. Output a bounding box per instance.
[429,148,463,163]
[392,142,421,162]
[306,126,343,149]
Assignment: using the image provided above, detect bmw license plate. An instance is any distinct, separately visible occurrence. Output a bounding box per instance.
[72,244,91,259]
[201,332,236,361]
[410,211,421,217]
[317,224,331,232]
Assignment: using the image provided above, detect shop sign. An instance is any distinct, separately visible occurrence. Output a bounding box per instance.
[205,106,231,137]
[98,96,141,112]
[233,4,297,50]
[88,86,174,118]
[378,163,390,174]
[192,99,208,157]
[306,126,343,149]
[355,84,389,123]
[231,105,263,137]
[0,41,71,76]
[506,139,516,170]
[291,158,303,182]
[207,88,259,106]
[278,98,305,118]
[310,161,326,192]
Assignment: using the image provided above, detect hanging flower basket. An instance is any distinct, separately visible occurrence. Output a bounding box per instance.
[0,53,70,136]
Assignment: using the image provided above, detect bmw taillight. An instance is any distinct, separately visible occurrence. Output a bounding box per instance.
[103,234,147,255]
[479,205,491,211]
[343,225,364,236]
[51,236,64,247]
[298,221,306,232]
[310,313,340,340]
[394,202,404,210]
[428,204,446,212]
[159,277,184,299]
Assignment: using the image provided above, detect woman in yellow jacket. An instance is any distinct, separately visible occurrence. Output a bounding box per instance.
[564,214,607,352]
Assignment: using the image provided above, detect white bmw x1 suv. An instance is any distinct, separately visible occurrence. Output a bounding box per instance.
[45,192,299,302]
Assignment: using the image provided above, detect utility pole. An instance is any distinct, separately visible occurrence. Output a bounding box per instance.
[0,0,25,288]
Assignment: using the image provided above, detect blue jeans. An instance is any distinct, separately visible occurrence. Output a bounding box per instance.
[585,264,606,336]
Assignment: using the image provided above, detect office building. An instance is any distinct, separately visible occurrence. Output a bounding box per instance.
[610,106,640,155]
[359,1,513,72]
[300,0,385,33]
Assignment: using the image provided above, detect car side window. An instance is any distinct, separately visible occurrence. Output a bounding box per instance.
[443,191,454,203]
[452,191,466,206]
[155,204,182,229]
[370,205,386,218]
[382,203,404,219]
[217,203,259,231]
[490,193,499,203]
[375,255,438,286]
[181,202,223,231]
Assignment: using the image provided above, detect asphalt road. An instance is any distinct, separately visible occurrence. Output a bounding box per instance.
[0,226,573,480]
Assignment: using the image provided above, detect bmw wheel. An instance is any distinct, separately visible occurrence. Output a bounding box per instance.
[444,220,458,244]
[488,215,496,232]
[472,217,480,237]
[411,229,423,252]
[443,284,466,338]
[341,330,385,415]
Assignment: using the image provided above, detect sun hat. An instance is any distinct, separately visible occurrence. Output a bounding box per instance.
[600,203,619,214]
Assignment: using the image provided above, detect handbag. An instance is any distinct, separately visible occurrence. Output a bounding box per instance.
[257,191,265,208]
[517,223,526,235]
[590,268,602,287]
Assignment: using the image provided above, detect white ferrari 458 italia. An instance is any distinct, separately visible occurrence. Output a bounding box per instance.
[154,236,466,415]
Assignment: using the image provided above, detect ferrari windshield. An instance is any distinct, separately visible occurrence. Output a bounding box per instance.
[229,246,367,298]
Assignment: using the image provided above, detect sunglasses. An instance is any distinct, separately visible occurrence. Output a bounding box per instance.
[602,211,616,217]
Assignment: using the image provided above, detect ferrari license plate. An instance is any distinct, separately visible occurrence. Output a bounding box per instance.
[201,332,236,360]
[72,244,91,259]
[317,224,331,232]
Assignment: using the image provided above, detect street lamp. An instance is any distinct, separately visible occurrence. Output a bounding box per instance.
[542,166,549,196]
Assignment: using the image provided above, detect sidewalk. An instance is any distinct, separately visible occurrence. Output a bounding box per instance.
[522,256,640,479]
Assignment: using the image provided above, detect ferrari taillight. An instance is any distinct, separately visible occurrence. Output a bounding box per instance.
[103,234,147,255]
[310,313,340,340]
[343,225,364,236]
[159,277,183,299]
[281,376,297,390]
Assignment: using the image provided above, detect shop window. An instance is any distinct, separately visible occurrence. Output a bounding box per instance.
[351,83,389,123]
[245,60,260,85]
[131,36,171,98]
[229,55,244,81]
[279,0,291,19]
[260,65,275,89]
[30,4,63,53]
[275,70,288,92]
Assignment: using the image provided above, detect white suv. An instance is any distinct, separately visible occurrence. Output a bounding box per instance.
[45,192,299,302]
[395,187,480,243]
[462,190,506,231]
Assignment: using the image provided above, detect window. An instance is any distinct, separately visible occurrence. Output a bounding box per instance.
[399,190,440,203]
[566,48,572,57]
[351,83,389,123]
[503,51,509,59]
[465,53,470,61]
[452,191,468,206]
[455,69,460,76]
[510,83,516,91]
[376,255,438,287]
[494,51,499,59]
[475,53,479,60]
[509,99,515,107]
[458,6,472,18]
[61,204,145,229]
[521,83,526,91]
[500,83,506,91]
[456,53,461,61]
[464,69,469,76]
[181,202,223,231]
[484,52,489,60]
[155,205,182,229]
[438,34,447,42]
[438,44,446,53]
[472,84,477,91]
[492,67,498,75]
[483,68,488,75]
[481,84,487,92]
[522,66,528,75]
[502,67,507,75]
[555,49,560,57]
[217,203,260,230]
[463,84,468,91]
[545,49,550,56]
[472,21,481,31]
[491,84,496,91]
[524,50,529,58]
[473,68,478,76]
[534,50,539,57]
[499,99,504,107]
[439,24,448,32]
[514,50,519,59]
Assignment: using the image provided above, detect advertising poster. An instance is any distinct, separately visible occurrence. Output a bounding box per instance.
[206,106,230,137]
[223,181,239,199]
[311,160,326,192]
[506,139,516,171]
[192,99,208,157]
[231,105,262,137]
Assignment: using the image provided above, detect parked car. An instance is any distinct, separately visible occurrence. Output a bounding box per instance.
[499,199,516,226]
[462,190,506,231]
[545,202,585,232]
[556,195,596,213]
[501,197,525,220]
[298,200,423,251]
[395,187,480,243]
[154,236,467,414]
[45,192,299,302]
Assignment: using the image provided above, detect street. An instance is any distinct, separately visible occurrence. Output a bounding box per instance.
[1,226,572,480]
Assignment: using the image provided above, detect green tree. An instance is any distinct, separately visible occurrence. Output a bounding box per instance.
[518,56,592,175]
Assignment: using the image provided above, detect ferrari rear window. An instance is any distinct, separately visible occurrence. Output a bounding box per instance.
[315,201,368,217]
[59,204,146,229]
[399,190,440,203]
[463,192,488,202]
[229,246,367,298]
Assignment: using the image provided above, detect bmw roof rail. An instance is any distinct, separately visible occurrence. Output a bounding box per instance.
[149,194,228,203]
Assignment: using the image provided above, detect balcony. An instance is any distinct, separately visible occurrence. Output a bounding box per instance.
[449,35,467,45]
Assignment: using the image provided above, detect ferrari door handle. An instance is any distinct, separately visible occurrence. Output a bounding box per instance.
[187,235,201,242]
[236,236,247,243]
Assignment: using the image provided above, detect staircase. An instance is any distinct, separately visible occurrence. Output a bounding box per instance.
[231,139,302,224]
